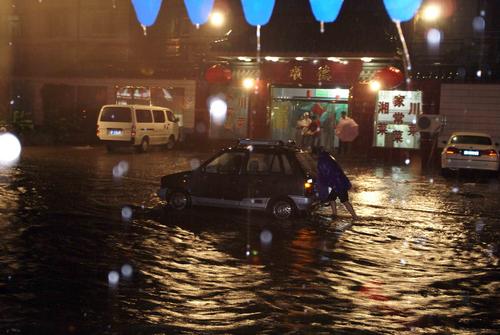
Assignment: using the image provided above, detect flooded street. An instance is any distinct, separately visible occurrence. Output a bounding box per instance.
[1,146,499,334]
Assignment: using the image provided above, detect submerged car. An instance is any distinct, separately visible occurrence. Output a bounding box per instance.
[158,139,318,219]
[441,132,499,174]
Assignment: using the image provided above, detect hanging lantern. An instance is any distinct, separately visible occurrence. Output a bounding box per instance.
[205,64,232,84]
[373,66,404,89]
[131,0,163,34]
[184,0,215,28]
[241,0,276,53]
[309,0,344,33]
[383,0,422,22]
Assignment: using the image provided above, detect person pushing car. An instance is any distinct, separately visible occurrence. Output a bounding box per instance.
[317,150,358,220]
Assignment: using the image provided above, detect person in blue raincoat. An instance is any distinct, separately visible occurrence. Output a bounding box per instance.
[317,151,358,220]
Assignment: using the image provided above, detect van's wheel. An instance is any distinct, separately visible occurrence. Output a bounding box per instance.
[166,136,176,150]
[138,137,149,153]
[168,190,191,210]
[268,198,296,220]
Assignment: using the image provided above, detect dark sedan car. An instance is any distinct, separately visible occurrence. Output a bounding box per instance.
[158,139,318,219]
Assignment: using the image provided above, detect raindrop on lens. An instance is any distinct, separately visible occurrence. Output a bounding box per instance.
[452,186,459,193]
[121,206,133,221]
[260,230,273,244]
[0,133,22,165]
[427,28,442,45]
[118,161,129,173]
[108,271,119,286]
[404,158,411,165]
[121,264,133,278]
[429,178,434,184]
[472,16,485,33]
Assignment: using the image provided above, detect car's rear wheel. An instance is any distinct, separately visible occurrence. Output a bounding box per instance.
[137,137,149,153]
[168,190,191,210]
[268,198,296,220]
[166,136,176,150]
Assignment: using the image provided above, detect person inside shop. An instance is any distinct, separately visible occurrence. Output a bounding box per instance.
[297,112,312,147]
[336,111,353,155]
[317,150,358,220]
[306,114,321,153]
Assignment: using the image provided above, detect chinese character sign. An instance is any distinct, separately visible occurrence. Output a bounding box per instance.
[373,90,422,149]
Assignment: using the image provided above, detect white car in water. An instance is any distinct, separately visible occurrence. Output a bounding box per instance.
[441,132,499,174]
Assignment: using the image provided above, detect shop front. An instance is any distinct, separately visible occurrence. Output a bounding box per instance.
[204,58,364,151]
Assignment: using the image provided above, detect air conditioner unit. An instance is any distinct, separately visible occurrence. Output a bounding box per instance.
[416,115,442,133]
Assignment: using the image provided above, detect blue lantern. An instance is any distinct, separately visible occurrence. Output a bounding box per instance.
[383,0,422,22]
[184,0,215,28]
[241,0,276,53]
[309,0,344,33]
[241,0,275,26]
[131,0,163,29]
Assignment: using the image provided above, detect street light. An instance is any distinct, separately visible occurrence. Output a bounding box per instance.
[242,78,255,90]
[421,3,441,22]
[210,11,225,27]
[369,80,381,92]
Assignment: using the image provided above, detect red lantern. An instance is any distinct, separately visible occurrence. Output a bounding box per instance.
[373,66,404,89]
[205,64,232,84]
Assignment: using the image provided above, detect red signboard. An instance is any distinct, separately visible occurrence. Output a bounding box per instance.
[261,60,362,86]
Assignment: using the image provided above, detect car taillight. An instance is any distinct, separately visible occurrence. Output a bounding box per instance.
[483,149,498,158]
[304,178,314,195]
[96,125,100,136]
[131,125,136,137]
[445,147,459,155]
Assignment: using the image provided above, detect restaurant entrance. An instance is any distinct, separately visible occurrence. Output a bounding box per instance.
[269,87,350,152]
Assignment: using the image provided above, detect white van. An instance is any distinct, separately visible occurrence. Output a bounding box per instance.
[97,104,180,152]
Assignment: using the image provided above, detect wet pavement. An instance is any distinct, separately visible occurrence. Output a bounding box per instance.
[1,146,499,334]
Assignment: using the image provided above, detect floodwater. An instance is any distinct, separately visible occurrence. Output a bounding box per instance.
[1,146,499,334]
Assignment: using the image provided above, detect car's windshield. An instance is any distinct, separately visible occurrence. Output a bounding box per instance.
[100,107,132,122]
[450,135,492,145]
[295,151,317,178]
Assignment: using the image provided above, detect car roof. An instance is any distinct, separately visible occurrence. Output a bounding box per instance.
[102,104,170,110]
[449,132,492,138]
[229,139,302,153]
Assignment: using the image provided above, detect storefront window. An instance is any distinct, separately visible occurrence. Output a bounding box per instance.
[373,90,422,149]
[270,87,349,152]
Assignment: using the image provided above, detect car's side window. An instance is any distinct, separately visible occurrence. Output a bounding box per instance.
[246,153,282,175]
[136,109,153,123]
[205,152,245,174]
[281,154,294,175]
[153,110,165,123]
[166,110,176,122]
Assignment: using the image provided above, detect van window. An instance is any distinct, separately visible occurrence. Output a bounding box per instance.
[166,110,176,122]
[136,109,153,123]
[100,107,131,122]
[153,110,166,123]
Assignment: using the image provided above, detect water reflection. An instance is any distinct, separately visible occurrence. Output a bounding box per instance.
[0,147,498,334]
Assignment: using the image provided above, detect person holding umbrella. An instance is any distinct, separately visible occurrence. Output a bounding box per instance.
[335,111,358,155]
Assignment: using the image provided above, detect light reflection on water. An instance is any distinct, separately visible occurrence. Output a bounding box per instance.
[0,147,499,334]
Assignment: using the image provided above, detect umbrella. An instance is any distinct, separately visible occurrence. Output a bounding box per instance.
[336,118,359,142]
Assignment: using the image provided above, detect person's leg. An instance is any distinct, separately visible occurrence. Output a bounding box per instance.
[330,200,337,217]
[342,201,358,220]
[339,191,358,220]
